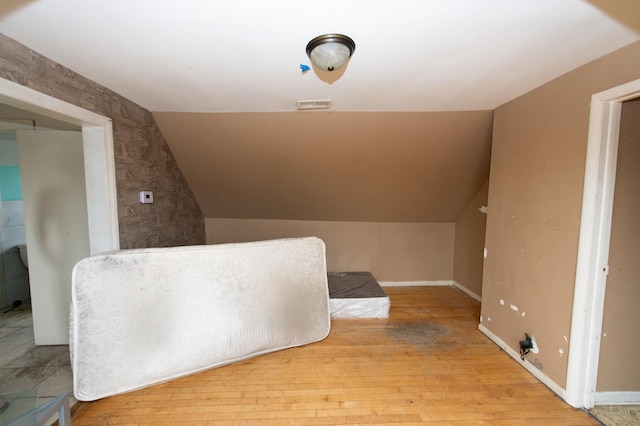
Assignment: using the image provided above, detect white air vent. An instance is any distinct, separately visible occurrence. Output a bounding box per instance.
[296,99,332,110]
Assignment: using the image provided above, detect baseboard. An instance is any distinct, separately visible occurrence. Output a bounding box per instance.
[478,323,566,400]
[595,391,640,405]
[379,280,452,287]
[379,280,482,302]
[452,281,481,302]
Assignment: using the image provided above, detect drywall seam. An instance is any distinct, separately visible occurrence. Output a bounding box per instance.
[478,323,566,400]
[594,391,640,405]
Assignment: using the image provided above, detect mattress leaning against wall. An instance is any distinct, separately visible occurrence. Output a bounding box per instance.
[70,237,331,401]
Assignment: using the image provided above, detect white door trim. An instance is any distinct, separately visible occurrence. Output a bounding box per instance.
[0,77,119,254]
[565,78,640,409]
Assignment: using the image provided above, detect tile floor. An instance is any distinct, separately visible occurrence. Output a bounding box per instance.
[0,299,76,424]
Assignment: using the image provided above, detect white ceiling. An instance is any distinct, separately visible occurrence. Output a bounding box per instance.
[0,0,638,113]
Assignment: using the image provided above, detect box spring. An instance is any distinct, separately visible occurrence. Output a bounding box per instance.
[327,271,390,319]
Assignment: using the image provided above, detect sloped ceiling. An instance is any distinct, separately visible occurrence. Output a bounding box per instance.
[153,111,493,221]
[0,1,638,222]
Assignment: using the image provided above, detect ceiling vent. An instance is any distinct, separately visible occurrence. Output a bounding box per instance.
[296,99,332,111]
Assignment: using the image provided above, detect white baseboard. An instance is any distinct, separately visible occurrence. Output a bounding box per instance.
[595,391,640,405]
[379,280,482,302]
[478,323,566,400]
[379,280,452,287]
[452,281,482,302]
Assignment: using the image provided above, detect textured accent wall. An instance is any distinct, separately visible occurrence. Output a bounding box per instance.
[0,33,205,249]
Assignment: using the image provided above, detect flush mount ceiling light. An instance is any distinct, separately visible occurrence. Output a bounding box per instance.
[306,34,356,72]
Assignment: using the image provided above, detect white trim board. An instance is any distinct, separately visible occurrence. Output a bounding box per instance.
[452,281,481,302]
[379,280,481,302]
[479,323,566,399]
[595,392,640,405]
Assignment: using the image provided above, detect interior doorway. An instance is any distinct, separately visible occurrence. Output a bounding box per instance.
[0,77,120,344]
[594,97,640,400]
[0,77,119,255]
[565,78,640,409]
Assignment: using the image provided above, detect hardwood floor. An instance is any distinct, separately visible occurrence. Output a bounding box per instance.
[71,286,597,425]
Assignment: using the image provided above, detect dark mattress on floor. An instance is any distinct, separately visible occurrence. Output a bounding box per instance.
[327,272,388,299]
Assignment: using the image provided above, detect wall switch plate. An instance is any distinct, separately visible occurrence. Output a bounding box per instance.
[139,190,154,204]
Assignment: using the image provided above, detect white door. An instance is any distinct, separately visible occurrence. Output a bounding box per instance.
[17,130,90,345]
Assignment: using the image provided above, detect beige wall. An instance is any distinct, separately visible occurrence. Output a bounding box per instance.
[206,218,454,281]
[481,41,640,388]
[596,98,640,392]
[454,180,488,297]
[0,33,205,249]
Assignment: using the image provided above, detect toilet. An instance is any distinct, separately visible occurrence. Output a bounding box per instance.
[17,244,28,269]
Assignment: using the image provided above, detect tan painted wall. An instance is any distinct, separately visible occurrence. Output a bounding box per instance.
[481,41,640,388]
[159,109,492,284]
[454,180,488,297]
[206,218,454,281]
[596,98,640,392]
[155,111,493,223]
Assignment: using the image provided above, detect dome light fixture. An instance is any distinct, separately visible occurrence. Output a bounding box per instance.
[306,34,356,72]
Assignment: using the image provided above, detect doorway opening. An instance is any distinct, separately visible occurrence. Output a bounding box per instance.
[566,78,640,409]
[0,77,119,345]
[0,77,119,255]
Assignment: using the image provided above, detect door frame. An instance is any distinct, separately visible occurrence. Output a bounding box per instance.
[0,77,119,255]
[565,78,640,408]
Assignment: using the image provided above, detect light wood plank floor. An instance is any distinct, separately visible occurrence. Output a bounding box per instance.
[71,286,597,425]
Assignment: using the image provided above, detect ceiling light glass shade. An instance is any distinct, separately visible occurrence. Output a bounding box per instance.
[306,34,355,72]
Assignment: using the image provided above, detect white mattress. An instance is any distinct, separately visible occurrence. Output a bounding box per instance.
[70,237,330,401]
